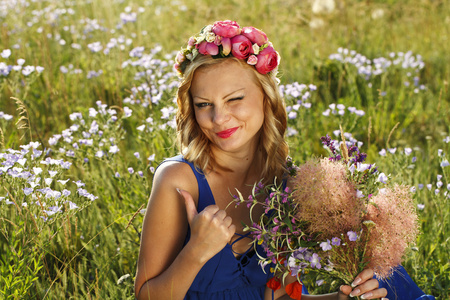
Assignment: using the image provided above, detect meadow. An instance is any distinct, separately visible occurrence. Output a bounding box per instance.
[0,0,449,299]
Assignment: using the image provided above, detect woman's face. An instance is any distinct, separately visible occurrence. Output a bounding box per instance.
[190,60,265,155]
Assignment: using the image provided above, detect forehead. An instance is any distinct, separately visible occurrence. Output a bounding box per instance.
[190,60,260,97]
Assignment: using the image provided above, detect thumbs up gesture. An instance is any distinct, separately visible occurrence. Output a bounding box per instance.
[178,188,236,263]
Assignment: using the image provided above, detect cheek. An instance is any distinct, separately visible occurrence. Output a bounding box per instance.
[194,109,211,131]
[194,109,204,124]
[255,106,265,128]
[252,99,265,123]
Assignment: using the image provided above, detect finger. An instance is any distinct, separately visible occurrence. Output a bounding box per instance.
[203,204,220,215]
[349,279,386,298]
[229,224,236,236]
[358,288,388,299]
[178,188,197,225]
[351,268,374,287]
[340,283,387,300]
[356,278,379,293]
[337,286,351,300]
[339,285,352,296]
[223,215,233,227]
[214,209,228,221]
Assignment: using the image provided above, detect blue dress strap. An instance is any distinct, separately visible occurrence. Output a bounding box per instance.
[229,232,254,257]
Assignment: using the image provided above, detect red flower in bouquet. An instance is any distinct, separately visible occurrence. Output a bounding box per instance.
[286,281,303,300]
[266,277,281,291]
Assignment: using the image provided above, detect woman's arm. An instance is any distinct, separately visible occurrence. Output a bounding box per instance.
[134,162,236,300]
[134,162,199,300]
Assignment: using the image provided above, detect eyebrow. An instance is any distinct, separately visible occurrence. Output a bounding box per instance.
[193,87,245,101]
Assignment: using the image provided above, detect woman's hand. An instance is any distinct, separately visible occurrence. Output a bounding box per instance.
[338,269,388,299]
[179,189,236,264]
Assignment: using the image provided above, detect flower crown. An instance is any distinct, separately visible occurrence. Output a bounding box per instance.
[174,20,280,77]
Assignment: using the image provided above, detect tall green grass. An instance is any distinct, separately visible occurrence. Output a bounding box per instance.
[0,0,449,298]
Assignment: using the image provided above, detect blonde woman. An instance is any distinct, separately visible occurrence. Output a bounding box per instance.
[134,20,387,300]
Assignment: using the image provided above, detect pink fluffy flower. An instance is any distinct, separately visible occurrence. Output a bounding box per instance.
[290,158,364,240]
[255,46,279,74]
[230,35,253,59]
[364,185,419,279]
[212,20,241,38]
[242,26,268,46]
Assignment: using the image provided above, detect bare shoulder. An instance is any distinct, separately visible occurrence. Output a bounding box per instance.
[152,160,199,201]
[134,159,199,294]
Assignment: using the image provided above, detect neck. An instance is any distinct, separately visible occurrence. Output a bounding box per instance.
[208,144,264,183]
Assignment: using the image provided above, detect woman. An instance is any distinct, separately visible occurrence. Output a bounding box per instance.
[134,20,392,300]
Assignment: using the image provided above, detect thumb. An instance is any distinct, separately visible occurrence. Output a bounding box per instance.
[177,188,197,225]
[338,285,352,299]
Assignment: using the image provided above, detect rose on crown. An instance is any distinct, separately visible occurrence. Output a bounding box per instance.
[174,20,280,76]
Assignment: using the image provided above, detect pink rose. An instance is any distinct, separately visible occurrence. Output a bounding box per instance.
[247,55,258,65]
[241,26,268,46]
[175,51,185,63]
[255,46,279,74]
[188,37,196,47]
[197,41,219,56]
[221,37,231,56]
[230,35,253,59]
[212,20,241,38]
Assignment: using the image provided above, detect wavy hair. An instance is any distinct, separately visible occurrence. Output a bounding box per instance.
[176,55,288,181]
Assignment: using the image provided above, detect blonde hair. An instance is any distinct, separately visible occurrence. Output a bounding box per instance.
[175,55,288,181]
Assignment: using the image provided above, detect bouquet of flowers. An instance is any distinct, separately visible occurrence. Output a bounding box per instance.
[233,132,419,299]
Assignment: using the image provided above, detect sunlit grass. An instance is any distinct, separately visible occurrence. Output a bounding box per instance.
[0,0,449,298]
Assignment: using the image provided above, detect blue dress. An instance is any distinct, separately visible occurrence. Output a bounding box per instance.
[162,155,434,300]
[376,266,435,300]
[163,155,272,300]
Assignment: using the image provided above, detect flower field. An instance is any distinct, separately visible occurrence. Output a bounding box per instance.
[0,0,449,298]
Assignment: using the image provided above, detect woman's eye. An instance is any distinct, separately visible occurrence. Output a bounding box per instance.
[229,96,244,102]
[194,102,211,108]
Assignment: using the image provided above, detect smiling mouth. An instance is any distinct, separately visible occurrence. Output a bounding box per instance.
[216,127,239,139]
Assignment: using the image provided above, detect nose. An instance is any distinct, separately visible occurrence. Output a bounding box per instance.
[212,105,230,125]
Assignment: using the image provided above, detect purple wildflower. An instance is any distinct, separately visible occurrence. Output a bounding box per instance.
[347,231,358,241]
[347,145,358,157]
[23,187,33,195]
[331,237,341,246]
[321,135,338,156]
[310,253,321,269]
[320,240,332,251]
[352,152,367,163]
[377,173,388,184]
[73,180,85,188]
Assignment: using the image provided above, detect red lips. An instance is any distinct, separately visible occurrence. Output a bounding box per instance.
[216,127,239,138]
